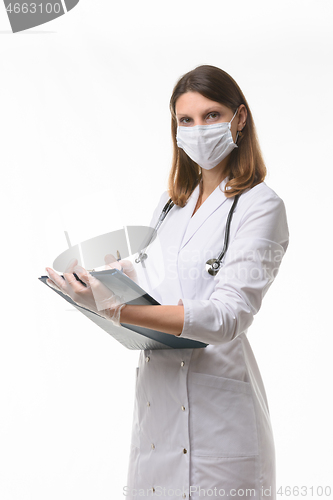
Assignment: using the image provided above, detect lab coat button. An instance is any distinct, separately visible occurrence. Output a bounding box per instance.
[145,356,150,363]
[181,361,185,367]
[181,405,186,411]
[151,443,155,450]
[183,448,187,454]
[182,494,186,498]
[147,401,150,407]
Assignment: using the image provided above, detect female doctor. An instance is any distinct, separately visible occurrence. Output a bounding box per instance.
[46,65,289,499]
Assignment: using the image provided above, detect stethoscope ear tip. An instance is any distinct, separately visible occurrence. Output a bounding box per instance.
[135,253,148,264]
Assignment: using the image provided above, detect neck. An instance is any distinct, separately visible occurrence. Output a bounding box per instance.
[200,163,228,198]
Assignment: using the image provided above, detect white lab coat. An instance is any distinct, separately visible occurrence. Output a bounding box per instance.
[125,177,289,500]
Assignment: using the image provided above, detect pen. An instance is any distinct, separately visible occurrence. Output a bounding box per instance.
[64,251,122,284]
[60,273,87,287]
[117,250,124,273]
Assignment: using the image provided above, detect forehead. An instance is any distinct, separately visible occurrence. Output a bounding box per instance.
[175,91,227,115]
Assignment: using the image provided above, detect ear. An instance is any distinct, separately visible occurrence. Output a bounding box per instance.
[237,104,247,131]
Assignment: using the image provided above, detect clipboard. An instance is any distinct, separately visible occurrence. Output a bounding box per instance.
[39,269,207,350]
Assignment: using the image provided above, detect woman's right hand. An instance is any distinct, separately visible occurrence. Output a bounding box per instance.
[45,259,126,326]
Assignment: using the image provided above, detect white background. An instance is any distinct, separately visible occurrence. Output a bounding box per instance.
[0,1,332,498]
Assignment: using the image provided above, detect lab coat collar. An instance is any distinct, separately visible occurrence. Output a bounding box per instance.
[180,176,229,251]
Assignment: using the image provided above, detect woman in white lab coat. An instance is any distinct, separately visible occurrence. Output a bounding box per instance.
[46,65,289,499]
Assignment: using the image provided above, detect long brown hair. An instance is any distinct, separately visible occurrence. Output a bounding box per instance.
[168,65,266,207]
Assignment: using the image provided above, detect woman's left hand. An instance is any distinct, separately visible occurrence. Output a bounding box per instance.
[45,259,126,326]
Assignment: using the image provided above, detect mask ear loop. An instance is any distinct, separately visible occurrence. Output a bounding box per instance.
[230,107,240,144]
[228,107,239,130]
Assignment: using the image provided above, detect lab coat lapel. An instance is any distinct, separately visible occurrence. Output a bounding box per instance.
[180,178,229,251]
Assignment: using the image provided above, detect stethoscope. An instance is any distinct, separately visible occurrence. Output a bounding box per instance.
[135,193,240,276]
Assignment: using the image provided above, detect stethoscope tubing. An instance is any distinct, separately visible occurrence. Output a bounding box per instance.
[215,194,239,262]
[135,193,240,275]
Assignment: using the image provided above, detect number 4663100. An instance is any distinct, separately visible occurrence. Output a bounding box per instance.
[6,3,62,14]
[277,485,331,496]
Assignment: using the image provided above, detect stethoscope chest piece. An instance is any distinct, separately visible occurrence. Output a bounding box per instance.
[205,258,222,276]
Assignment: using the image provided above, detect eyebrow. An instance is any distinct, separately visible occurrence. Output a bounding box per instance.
[176,106,224,117]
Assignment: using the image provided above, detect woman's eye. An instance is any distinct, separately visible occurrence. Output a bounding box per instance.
[207,112,220,120]
[179,117,191,124]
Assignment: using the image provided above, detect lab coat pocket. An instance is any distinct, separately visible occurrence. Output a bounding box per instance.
[189,372,258,458]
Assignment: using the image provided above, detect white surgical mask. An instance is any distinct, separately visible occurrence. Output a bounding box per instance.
[176,107,239,170]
